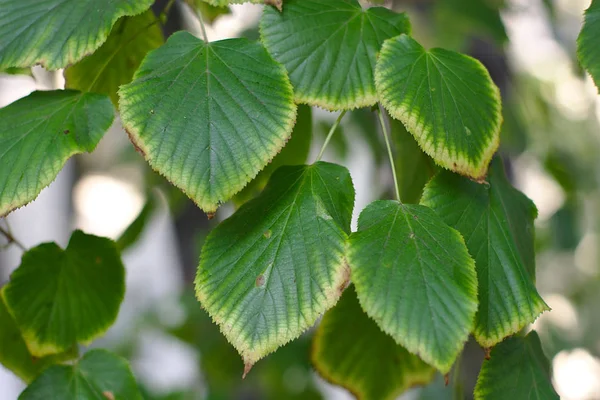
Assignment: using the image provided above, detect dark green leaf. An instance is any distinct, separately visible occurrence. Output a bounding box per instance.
[578,0,600,91]
[116,195,156,251]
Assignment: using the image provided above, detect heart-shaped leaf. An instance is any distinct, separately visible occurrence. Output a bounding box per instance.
[260,0,411,110]
[119,32,297,213]
[312,286,435,400]
[0,0,153,70]
[577,0,600,91]
[3,231,125,357]
[0,90,114,217]
[376,34,501,180]
[348,200,478,373]
[195,162,354,370]
[421,159,549,348]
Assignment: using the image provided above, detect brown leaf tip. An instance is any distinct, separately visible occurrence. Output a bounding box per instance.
[484,347,491,360]
[444,372,450,386]
[265,0,283,11]
[243,362,254,379]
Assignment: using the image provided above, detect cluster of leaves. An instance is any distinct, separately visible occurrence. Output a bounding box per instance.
[1,0,599,398]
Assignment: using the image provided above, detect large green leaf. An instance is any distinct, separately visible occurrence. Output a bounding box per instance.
[0,90,114,217]
[421,159,549,348]
[3,231,125,357]
[0,290,77,383]
[195,162,354,370]
[19,349,142,400]
[65,10,164,107]
[312,286,435,400]
[474,331,559,400]
[119,32,297,214]
[348,200,477,373]
[0,0,153,70]
[375,34,501,180]
[260,0,411,110]
[577,0,600,91]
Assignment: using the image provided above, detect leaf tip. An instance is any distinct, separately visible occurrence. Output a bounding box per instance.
[242,361,254,379]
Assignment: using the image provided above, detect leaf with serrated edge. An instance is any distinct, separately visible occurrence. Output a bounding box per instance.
[195,162,355,371]
[577,0,600,91]
[3,231,125,357]
[348,200,477,373]
[376,34,501,180]
[19,349,142,400]
[312,286,435,400]
[0,0,153,70]
[421,158,549,348]
[474,331,559,400]
[260,0,411,111]
[0,90,114,217]
[119,32,297,213]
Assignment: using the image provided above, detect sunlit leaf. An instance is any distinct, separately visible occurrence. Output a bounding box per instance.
[577,0,600,91]
[184,1,231,24]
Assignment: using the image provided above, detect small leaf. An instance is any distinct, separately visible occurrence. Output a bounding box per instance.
[195,162,355,368]
[0,0,153,70]
[348,200,477,373]
[0,290,77,383]
[421,158,549,348]
[312,286,435,400]
[376,34,501,180]
[184,1,231,24]
[65,10,164,107]
[474,331,559,400]
[0,67,32,76]
[119,32,297,213]
[577,0,600,91]
[19,349,143,400]
[116,195,156,252]
[0,90,114,217]
[3,231,125,357]
[260,0,411,110]
[205,0,282,10]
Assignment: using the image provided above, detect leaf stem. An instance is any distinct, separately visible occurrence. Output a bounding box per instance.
[377,105,401,202]
[316,110,347,162]
[0,222,26,252]
[197,7,209,42]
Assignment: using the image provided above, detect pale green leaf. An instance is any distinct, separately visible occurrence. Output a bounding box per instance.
[184,0,231,24]
[376,34,501,180]
[348,200,478,373]
[0,90,114,217]
[3,231,125,357]
[119,32,297,213]
[204,0,282,10]
[577,0,600,91]
[474,331,559,400]
[0,0,153,70]
[312,286,435,400]
[65,10,164,107]
[260,0,411,110]
[421,159,549,348]
[195,162,355,369]
[19,349,142,400]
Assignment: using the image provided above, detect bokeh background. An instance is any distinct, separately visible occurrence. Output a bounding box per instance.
[1,0,599,399]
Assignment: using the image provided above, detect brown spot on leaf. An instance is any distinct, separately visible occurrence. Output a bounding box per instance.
[256,274,265,287]
[206,212,215,220]
[444,372,450,386]
[337,263,351,295]
[103,391,115,400]
[63,129,70,135]
[95,257,102,264]
[265,0,283,11]
[484,347,491,360]
[263,230,272,239]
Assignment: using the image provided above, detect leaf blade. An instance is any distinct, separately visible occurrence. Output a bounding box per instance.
[578,0,600,91]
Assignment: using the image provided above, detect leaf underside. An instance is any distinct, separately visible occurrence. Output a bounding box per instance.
[577,0,600,91]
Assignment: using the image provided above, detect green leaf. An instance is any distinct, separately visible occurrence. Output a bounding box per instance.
[0,90,114,217]
[116,195,156,252]
[19,349,142,400]
[195,162,355,369]
[375,34,501,180]
[421,158,549,348]
[260,0,411,110]
[65,10,164,107]
[184,1,231,24]
[0,0,153,70]
[474,331,559,400]
[119,32,297,214]
[204,0,282,10]
[312,286,435,400]
[577,0,600,91]
[0,67,32,76]
[3,231,125,357]
[0,290,78,383]
[348,200,477,373]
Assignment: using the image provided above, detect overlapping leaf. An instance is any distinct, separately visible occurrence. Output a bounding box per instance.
[474,331,559,400]
[3,231,125,357]
[348,200,478,372]
[260,0,411,110]
[421,159,549,347]
[19,349,142,400]
[119,32,297,213]
[0,90,114,217]
[376,34,501,180]
[195,162,354,370]
[0,0,153,70]
[577,0,600,91]
[65,10,164,107]
[312,286,435,400]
